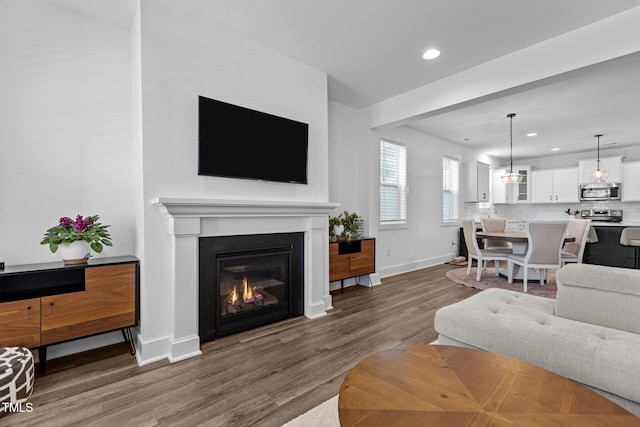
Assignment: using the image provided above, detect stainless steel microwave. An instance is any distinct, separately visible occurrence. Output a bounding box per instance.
[579,182,621,201]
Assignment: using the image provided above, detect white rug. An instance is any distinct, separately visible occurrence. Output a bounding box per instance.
[281,395,339,427]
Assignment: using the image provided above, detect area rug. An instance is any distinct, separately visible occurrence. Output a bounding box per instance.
[281,395,339,427]
[446,266,557,298]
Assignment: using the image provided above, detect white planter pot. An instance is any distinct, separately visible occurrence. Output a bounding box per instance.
[58,240,91,264]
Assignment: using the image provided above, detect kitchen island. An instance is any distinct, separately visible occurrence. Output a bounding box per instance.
[583,223,639,268]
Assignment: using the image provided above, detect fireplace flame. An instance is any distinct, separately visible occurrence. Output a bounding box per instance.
[229,286,238,304]
[242,276,263,303]
[227,277,263,305]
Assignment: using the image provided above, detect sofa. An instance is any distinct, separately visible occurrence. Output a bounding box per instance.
[434,263,640,416]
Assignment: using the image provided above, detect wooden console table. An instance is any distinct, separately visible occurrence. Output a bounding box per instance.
[0,256,139,373]
[329,238,375,292]
[339,345,639,426]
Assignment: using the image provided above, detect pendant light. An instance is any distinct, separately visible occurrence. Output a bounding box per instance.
[590,134,608,182]
[501,113,523,183]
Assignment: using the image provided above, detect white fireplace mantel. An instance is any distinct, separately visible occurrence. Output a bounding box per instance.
[152,197,339,363]
[152,197,340,217]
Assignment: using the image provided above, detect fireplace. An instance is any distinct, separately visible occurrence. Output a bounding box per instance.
[199,232,304,343]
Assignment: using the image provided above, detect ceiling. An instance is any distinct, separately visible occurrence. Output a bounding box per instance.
[47,0,640,160]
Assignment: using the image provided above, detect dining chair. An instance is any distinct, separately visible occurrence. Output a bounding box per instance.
[561,219,591,265]
[462,219,509,281]
[507,221,568,293]
[480,218,512,252]
[620,228,640,269]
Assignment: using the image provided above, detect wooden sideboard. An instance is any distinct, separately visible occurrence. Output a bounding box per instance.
[0,256,139,373]
[329,238,375,291]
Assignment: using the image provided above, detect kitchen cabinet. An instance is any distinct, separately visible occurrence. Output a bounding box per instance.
[578,156,623,184]
[506,221,526,232]
[464,162,490,203]
[531,167,579,203]
[491,166,530,204]
[623,161,640,201]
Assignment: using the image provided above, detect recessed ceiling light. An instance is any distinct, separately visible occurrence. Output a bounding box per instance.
[422,49,441,60]
[527,132,538,137]
[551,147,560,151]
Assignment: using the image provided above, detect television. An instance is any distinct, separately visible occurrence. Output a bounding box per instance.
[198,96,309,184]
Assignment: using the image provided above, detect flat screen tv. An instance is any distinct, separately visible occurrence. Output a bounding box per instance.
[198,96,309,184]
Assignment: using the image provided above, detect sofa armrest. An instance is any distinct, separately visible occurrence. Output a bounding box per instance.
[556,264,640,334]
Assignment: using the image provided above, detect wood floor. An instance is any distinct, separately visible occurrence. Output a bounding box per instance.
[1,263,477,427]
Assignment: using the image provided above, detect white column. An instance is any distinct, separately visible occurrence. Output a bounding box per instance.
[306,215,332,318]
[168,216,202,362]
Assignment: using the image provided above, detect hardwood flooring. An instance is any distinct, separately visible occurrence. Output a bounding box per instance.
[1,263,477,427]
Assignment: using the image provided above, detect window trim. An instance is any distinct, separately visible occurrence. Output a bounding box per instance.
[442,155,461,226]
[379,139,408,229]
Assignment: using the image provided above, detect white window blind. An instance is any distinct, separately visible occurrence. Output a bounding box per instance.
[442,156,460,221]
[380,140,407,224]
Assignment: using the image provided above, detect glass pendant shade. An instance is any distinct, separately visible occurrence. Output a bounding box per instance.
[590,167,608,182]
[591,134,608,182]
[501,169,523,183]
[500,113,523,183]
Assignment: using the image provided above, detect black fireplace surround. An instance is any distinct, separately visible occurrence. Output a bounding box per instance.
[199,232,304,343]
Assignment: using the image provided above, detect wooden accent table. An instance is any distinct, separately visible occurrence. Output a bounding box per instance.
[339,345,640,426]
[0,256,139,373]
[329,238,375,292]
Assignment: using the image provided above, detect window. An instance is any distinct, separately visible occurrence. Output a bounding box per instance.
[442,156,460,222]
[380,140,407,225]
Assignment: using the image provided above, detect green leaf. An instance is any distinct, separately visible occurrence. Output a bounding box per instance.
[49,243,58,253]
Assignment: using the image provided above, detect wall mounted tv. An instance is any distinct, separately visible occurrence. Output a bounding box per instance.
[198,96,309,184]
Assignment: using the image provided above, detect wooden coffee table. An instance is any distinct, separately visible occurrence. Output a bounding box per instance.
[338,344,640,426]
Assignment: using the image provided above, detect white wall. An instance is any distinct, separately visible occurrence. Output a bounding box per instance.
[328,100,491,280]
[374,126,486,276]
[328,101,366,215]
[136,2,329,364]
[0,1,137,358]
[0,1,136,266]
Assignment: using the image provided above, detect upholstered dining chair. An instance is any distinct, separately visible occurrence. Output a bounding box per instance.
[481,218,512,252]
[507,221,568,293]
[462,219,509,282]
[561,219,591,265]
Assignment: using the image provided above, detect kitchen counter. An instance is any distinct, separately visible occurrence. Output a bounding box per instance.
[589,221,640,227]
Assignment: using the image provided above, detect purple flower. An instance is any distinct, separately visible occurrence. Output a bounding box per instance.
[59,217,71,227]
[73,215,85,231]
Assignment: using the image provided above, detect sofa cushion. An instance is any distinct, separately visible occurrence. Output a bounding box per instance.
[556,263,640,334]
[434,288,640,405]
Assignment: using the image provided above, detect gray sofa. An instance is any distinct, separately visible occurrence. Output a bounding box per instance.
[434,263,640,416]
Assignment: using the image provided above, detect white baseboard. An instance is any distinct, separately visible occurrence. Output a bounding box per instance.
[378,254,453,279]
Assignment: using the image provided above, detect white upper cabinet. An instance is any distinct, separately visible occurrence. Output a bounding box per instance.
[623,161,640,201]
[577,156,623,184]
[464,162,490,202]
[531,167,579,203]
[491,166,530,204]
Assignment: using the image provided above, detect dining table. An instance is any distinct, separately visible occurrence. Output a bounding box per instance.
[476,231,575,280]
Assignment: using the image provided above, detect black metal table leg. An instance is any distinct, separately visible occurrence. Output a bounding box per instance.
[121,328,136,355]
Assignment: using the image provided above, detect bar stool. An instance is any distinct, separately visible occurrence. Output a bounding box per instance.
[620,228,640,269]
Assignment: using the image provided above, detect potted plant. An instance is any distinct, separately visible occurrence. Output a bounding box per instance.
[329,211,362,243]
[329,215,342,241]
[41,215,112,264]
